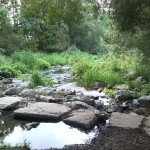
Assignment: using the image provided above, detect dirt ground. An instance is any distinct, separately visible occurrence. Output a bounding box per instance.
[49,126,150,150]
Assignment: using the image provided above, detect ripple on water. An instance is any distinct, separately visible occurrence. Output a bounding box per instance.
[3,122,98,149]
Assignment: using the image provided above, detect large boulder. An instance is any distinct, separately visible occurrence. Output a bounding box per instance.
[63,109,98,129]
[109,112,144,128]
[138,96,150,107]
[13,102,71,121]
[0,96,22,110]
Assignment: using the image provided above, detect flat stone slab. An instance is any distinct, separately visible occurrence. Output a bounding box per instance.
[13,102,71,121]
[0,96,22,110]
[144,116,150,136]
[109,112,144,129]
[63,109,98,129]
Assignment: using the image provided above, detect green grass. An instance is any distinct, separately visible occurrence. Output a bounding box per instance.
[1,49,150,91]
[28,71,53,88]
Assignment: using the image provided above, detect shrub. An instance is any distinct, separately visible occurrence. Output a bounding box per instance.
[12,51,37,70]
[37,59,50,70]
[0,66,19,78]
[14,62,28,73]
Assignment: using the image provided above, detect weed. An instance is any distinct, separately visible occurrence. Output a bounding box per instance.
[103,88,117,97]
[28,71,53,88]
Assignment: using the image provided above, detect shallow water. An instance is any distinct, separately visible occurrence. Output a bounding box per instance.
[2,122,98,149]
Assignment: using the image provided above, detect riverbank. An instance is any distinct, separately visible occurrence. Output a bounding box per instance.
[49,126,150,150]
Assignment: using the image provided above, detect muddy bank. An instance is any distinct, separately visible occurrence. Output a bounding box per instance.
[49,126,150,150]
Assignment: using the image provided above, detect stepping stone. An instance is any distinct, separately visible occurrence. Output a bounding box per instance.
[13,102,71,121]
[109,112,144,129]
[0,96,22,110]
[144,116,150,136]
[63,109,98,129]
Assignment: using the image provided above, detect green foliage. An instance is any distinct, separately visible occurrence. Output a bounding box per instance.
[0,66,19,78]
[44,53,68,66]
[103,88,117,98]
[37,59,50,70]
[29,71,53,88]
[0,7,27,55]
[109,0,150,32]
[0,53,12,67]
[12,51,50,72]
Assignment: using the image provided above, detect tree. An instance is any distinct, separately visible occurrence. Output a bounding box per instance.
[107,0,150,55]
[0,7,26,55]
[20,0,102,52]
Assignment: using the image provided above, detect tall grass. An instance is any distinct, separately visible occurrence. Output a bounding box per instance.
[1,49,150,92]
[71,49,150,87]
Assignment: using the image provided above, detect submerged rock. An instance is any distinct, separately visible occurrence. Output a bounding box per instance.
[24,122,40,130]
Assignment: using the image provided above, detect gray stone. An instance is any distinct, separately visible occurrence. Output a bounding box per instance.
[135,76,145,83]
[97,112,108,122]
[144,116,150,136]
[94,100,104,109]
[24,122,40,130]
[107,105,118,113]
[138,96,150,107]
[4,87,20,96]
[35,95,63,103]
[20,89,35,98]
[113,90,133,101]
[67,95,94,106]
[133,99,139,106]
[134,107,148,116]
[114,84,130,90]
[0,96,22,110]
[63,109,98,129]
[13,102,71,120]
[109,112,144,128]
[68,101,99,114]
[125,72,136,80]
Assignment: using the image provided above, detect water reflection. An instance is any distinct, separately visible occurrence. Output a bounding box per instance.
[3,122,98,149]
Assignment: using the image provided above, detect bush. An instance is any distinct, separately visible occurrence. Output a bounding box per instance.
[0,66,19,78]
[37,59,50,70]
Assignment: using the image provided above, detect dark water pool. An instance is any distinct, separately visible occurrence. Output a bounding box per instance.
[1,121,98,149]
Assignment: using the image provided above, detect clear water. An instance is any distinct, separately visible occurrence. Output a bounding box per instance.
[2,122,98,149]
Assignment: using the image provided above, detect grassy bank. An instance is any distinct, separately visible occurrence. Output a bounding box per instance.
[0,50,150,95]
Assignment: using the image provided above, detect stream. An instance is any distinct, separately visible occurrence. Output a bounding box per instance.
[0,66,110,149]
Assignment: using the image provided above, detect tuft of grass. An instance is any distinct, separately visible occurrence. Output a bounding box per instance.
[28,71,53,88]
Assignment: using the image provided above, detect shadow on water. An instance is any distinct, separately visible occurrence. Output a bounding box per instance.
[0,111,99,149]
